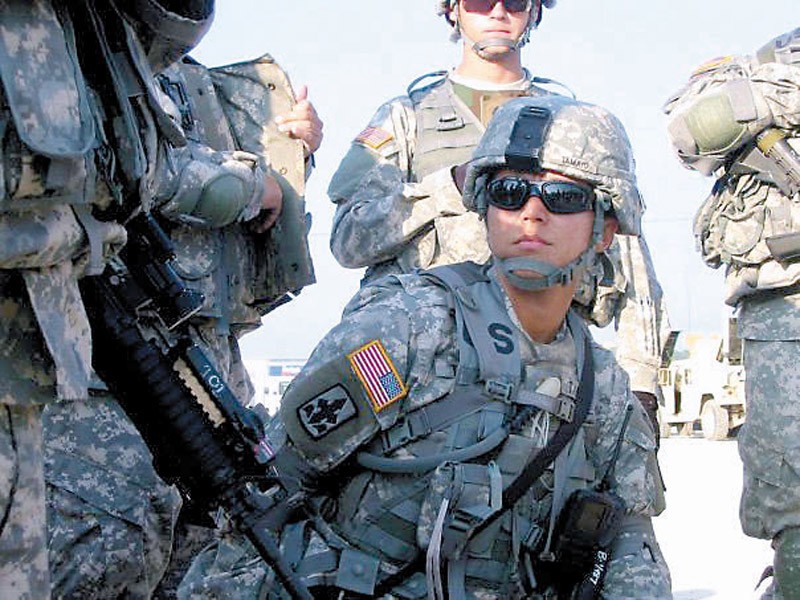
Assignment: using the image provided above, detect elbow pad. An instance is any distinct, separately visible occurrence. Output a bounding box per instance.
[163,149,264,227]
[667,79,773,175]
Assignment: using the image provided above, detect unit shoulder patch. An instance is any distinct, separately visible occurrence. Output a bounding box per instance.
[297,384,357,439]
[354,126,394,151]
[348,340,407,413]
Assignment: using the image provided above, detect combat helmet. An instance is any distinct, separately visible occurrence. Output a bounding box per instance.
[112,0,215,71]
[462,95,643,290]
[437,0,556,56]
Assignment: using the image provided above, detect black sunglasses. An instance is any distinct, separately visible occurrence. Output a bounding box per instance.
[461,0,532,14]
[485,176,595,213]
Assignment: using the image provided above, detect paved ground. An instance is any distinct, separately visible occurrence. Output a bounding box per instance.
[654,435,773,599]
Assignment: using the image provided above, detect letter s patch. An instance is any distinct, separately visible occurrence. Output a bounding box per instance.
[488,323,514,355]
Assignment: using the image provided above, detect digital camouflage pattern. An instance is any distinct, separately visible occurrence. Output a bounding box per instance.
[152,54,316,597]
[0,1,106,594]
[0,0,274,597]
[178,265,671,599]
[0,406,49,599]
[43,396,182,598]
[665,27,800,598]
[328,72,670,396]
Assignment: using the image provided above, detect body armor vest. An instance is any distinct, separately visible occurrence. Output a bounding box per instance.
[296,263,596,598]
[409,76,485,181]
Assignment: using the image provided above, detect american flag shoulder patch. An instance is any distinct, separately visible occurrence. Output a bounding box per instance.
[348,340,407,413]
[354,126,393,150]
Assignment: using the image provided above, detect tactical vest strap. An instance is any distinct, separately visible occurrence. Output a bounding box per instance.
[373,386,504,455]
[456,316,593,545]
[406,70,448,96]
[424,262,521,387]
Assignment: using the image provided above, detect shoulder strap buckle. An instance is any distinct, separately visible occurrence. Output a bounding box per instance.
[555,397,575,423]
[484,379,514,402]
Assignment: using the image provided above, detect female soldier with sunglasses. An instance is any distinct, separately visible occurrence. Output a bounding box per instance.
[327,0,672,446]
[179,94,672,600]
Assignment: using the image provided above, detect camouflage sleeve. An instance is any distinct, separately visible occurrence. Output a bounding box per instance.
[611,234,671,395]
[149,75,266,228]
[327,97,466,269]
[279,275,456,472]
[589,347,671,598]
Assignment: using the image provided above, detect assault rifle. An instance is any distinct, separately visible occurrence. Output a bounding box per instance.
[80,212,313,600]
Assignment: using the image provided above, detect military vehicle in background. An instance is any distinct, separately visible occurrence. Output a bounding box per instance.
[658,317,746,441]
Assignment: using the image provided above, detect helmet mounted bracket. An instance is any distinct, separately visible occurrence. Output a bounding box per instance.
[504,106,551,172]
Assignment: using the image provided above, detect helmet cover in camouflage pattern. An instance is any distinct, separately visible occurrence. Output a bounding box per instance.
[113,0,215,71]
[462,95,643,235]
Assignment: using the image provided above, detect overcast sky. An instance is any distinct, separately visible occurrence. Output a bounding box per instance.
[192,1,798,360]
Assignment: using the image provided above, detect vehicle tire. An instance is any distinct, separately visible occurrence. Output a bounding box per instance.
[701,399,729,441]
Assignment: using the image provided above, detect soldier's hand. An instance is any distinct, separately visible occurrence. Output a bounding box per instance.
[253,174,283,233]
[276,85,323,157]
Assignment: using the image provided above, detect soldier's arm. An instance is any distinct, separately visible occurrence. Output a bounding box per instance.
[590,359,672,598]
[612,233,671,397]
[151,137,272,229]
[327,98,467,269]
[147,65,272,229]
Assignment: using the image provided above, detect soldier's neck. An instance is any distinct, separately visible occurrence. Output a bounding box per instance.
[455,48,525,84]
[500,277,576,344]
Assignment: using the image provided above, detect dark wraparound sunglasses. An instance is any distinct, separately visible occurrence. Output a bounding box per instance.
[485,176,595,213]
[461,0,532,14]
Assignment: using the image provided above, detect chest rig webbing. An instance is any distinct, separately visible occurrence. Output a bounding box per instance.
[322,263,594,598]
[408,73,559,182]
[409,76,486,181]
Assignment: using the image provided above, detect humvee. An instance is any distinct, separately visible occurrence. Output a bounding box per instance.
[658,317,746,441]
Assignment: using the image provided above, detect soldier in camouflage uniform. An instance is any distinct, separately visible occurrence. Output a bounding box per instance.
[327,0,671,438]
[0,1,138,595]
[149,53,321,597]
[180,94,672,599]
[0,0,317,597]
[664,27,800,599]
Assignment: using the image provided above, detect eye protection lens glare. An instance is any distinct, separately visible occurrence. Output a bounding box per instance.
[461,0,532,14]
[485,177,595,214]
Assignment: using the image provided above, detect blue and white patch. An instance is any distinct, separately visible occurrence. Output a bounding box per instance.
[297,385,358,439]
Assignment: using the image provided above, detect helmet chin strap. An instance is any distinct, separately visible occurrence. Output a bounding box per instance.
[472,36,518,58]
[496,201,607,291]
[454,8,532,61]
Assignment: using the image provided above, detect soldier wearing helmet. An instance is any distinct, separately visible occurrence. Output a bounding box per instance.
[437,0,556,58]
[327,0,671,446]
[665,27,800,598]
[178,94,672,600]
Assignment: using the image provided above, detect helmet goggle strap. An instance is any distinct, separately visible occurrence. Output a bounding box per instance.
[496,193,610,291]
